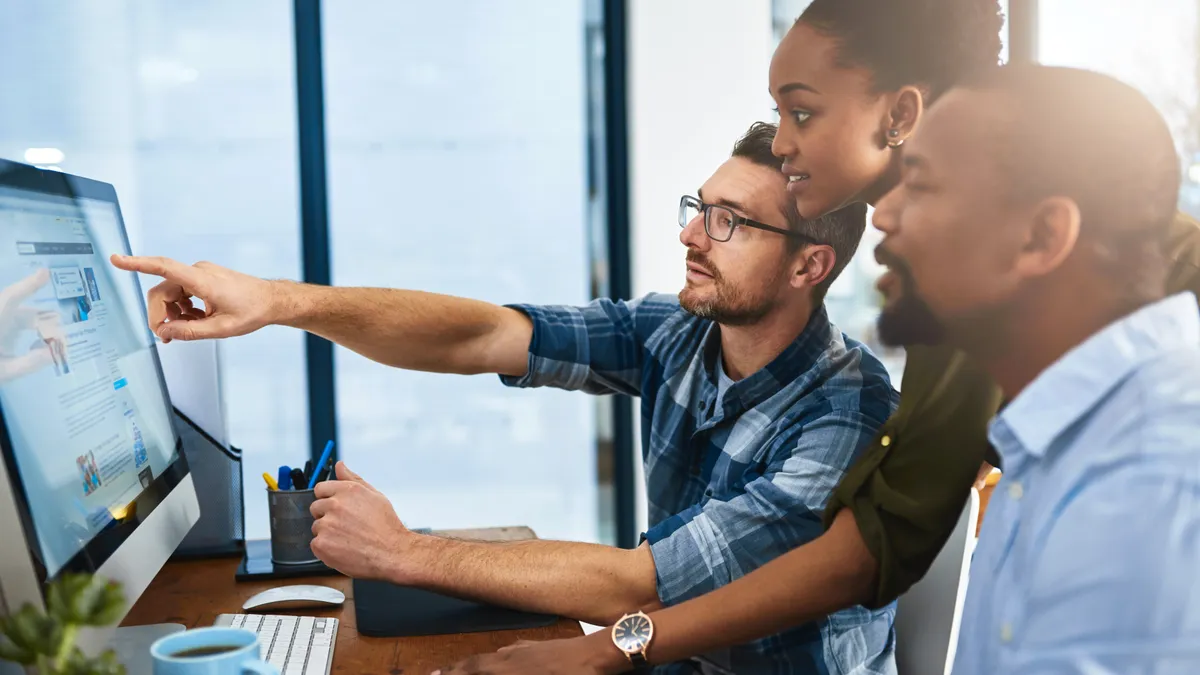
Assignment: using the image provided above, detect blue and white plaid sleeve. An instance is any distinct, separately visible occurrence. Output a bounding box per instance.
[645,411,883,605]
[499,294,677,397]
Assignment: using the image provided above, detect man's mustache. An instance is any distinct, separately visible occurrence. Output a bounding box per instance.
[874,245,915,285]
[686,251,722,282]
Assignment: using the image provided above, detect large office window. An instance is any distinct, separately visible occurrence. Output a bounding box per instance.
[322,2,600,542]
[0,1,308,539]
[1039,0,1200,219]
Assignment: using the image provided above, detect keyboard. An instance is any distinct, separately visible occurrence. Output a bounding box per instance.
[215,613,338,675]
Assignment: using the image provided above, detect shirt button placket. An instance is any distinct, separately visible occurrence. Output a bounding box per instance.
[1008,481,1023,501]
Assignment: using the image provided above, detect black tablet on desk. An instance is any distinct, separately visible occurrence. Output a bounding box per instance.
[235,539,341,581]
[353,578,559,637]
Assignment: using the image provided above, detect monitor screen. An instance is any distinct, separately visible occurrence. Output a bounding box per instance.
[0,165,185,580]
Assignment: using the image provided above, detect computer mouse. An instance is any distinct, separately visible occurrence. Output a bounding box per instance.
[242,584,346,612]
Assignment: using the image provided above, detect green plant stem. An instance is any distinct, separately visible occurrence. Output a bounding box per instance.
[52,623,79,673]
[35,652,53,675]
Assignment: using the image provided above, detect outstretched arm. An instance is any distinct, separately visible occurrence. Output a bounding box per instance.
[110,255,531,375]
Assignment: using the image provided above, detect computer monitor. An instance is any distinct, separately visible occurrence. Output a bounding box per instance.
[0,160,200,656]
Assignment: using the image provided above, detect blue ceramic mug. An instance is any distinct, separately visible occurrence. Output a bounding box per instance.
[150,627,277,675]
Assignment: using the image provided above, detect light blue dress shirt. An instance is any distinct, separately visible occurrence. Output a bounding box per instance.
[953,293,1200,675]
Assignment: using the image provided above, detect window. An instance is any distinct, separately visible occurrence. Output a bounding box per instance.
[1039,0,1199,219]
[0,1,308,539]
[2,1,616,545]
[322,1,601,542]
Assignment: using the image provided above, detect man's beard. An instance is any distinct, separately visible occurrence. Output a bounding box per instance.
[875,246,946,347]
[678,251,782,326]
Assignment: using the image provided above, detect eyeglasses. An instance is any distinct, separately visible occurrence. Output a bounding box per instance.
[678,195,817,244]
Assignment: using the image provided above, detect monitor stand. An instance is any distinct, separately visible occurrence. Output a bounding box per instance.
[108,623,186,675]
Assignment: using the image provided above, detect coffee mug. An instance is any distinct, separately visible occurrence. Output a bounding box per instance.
[150,626,277,675]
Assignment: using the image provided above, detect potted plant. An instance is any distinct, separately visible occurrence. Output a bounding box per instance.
[0,574,126,675]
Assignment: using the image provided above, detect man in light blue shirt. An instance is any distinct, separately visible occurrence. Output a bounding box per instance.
[871,64,1200,674]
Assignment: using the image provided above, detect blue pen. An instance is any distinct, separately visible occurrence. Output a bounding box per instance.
[277,465,293,491]
[309,440,335,489]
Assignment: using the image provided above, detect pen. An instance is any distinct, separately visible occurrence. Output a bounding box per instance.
[303,460,314,487]
[262,472,279,491]
[309,440,335,489]
[278,465,293,491]
[290,468,306,492]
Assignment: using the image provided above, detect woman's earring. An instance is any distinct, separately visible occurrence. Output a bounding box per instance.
[887,129,905,149]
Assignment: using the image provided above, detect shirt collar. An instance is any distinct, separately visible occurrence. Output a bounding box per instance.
[703,305,834,413]
[990,292,1200,465]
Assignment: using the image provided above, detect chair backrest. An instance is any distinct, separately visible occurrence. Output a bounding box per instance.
[894,488,980,675]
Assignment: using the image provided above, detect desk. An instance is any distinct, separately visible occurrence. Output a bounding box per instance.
[123,527,583,673]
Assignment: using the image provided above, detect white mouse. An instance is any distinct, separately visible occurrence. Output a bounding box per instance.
[242,584,346,612]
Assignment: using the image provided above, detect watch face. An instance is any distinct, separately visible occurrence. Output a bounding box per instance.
[613,613,653,653]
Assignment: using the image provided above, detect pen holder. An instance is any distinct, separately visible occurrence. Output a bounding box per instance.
[267,488,320,565]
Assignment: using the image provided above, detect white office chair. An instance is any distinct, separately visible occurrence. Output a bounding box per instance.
[894,487,980,675]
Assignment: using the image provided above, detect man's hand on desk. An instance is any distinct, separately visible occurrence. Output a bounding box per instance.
[309,461,416,581]
[431,632,627,675]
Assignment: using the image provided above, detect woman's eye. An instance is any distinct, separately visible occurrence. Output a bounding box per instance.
[790,110,812,125]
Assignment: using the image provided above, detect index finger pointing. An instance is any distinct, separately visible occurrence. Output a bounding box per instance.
[110,254,204,288]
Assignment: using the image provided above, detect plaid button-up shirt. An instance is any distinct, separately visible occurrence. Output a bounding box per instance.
[502,293,899,674]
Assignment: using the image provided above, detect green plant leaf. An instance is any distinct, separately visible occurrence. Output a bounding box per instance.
[0,634,35,665]
[7,604,61,654]
[45,575,73,620]
[56,575,125,627]
[49,575,90,621]
[87,583,126,628]
[91,648,127,675]
[60,647,127,675]
[5,605,40,651]
[1,574,128,673]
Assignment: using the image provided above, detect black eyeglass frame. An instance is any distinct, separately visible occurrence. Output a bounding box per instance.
[677,195,819,244]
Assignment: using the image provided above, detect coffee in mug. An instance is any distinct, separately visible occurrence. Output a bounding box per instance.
[170,645,243,659]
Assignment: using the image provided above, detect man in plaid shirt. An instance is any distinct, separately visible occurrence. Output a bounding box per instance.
[114,123,899,674]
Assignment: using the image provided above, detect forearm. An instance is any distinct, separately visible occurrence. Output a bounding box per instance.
[269,281,530,375]
[616,510,876,670]
[397,535,662,626]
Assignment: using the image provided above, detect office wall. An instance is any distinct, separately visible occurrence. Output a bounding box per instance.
[627,0,775,532]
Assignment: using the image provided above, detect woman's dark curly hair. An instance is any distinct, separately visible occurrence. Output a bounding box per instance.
[798,0,1005,103]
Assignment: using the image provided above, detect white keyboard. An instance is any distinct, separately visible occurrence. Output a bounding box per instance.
[215,613,337,675]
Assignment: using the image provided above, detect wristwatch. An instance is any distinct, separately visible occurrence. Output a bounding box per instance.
[611,610,655,667]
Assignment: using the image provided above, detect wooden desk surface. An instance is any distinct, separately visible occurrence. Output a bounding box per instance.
[123,527,583,673]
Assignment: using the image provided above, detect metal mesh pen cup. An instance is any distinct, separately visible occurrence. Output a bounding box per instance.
[267,488,319,565]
